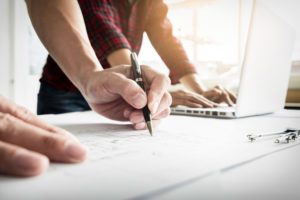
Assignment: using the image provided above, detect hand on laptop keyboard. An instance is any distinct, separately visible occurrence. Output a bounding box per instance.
[202,85,236,106]
[170,90,218,108]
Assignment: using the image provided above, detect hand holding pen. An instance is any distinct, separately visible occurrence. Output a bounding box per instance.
[131,52,153,135]
[126,52,172,133]
[83,51,172,130]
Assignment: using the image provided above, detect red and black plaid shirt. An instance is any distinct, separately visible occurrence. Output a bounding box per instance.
[41,0,197,91]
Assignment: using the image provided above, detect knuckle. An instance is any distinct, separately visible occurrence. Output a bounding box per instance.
[0,113,15,136]
[215,85,222,90]
[188,94,196,101]
[157,73,171,86]
[221,92,228,98]
[213,89,222,95]
[0,113,12,122]
[42,135,62,150]
[187,93,196,100]
[212,88,218,92]
[15,106,33,122]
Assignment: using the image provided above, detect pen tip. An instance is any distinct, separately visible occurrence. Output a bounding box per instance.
[146,121,153,136]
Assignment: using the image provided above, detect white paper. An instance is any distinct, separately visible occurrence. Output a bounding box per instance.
[0,111,299,200]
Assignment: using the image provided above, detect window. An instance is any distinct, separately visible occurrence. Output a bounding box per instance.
[139,0,246,90]
[28,25,48,76]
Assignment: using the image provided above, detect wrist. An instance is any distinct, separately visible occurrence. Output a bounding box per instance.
[80,65,132,102]
[179,73,206,94]
[72,63,103,95]
[107,48,131,67]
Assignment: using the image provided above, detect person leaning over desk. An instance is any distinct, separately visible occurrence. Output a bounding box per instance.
[0,0,172,177]
[36,0,236,116]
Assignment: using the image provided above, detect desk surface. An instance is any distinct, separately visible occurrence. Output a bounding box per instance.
[0,110,300,200]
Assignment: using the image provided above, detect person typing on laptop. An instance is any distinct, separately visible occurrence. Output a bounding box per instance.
[172,0,296,118]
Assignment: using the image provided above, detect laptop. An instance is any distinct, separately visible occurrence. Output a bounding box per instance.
[171,0,296,119]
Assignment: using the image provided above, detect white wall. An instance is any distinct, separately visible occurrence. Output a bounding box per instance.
[0,0,13,99]
[12,1,31,106]
[0,0,32,109]
[262,0,300,59]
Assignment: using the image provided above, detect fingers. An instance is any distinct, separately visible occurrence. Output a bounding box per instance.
[0,96,48,129]
[123,107,134,119]
[202,89,222,102]
[85,65,171,125]
[152,107,171,120]
[224,94,234,106]
[214,85,234,106]
[225,88,237,103]
[128,91,171,125]
[0,95,77,141]
[125,66,171,130]
[133,120,161,130]
[180,101,204,108]
[203,86,236,106]
[0,113,87,163]
[128,107,171,130]
[104,72,147,109]
[150,92,172,115]
[170,90,216,108]
[0,141,49,177]
[133,122,147,130]
[185,93,217,108]
[128,107,171,124]
[0,96,86,177]
[128,111,144,124]
[142,66,171,113]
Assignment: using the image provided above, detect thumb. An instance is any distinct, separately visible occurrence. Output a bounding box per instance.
[105,73,147,109]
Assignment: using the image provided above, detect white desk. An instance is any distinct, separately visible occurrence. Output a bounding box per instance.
[0,110,300,200]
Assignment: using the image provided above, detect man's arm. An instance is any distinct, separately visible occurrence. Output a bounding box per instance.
[98,1,215,108]
[26,0,172,129]
[146,0,236,105]
[145,1,197,84]
[107,49,132,66]
[26,0,101,92]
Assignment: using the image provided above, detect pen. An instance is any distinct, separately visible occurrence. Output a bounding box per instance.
[130,52,153,136]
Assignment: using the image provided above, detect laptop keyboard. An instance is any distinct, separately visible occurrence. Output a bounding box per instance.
[171,105,236,118]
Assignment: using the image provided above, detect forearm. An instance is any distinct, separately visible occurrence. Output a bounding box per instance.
[106,49,206,95]
[26,0,101,92]
[107,48,132,66]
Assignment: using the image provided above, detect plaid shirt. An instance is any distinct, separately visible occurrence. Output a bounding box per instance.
[41,0,197,91]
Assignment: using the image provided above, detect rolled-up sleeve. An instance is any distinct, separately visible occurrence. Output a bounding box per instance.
[78,0,131,63]
[145,0,197,84]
